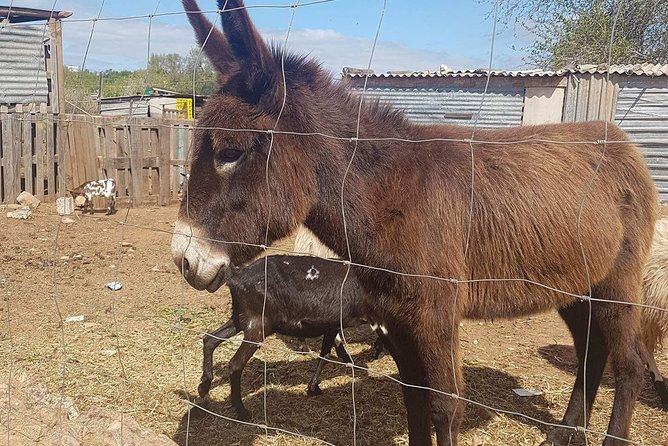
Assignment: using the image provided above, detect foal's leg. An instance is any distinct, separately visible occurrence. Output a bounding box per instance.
[198,317,240,397]
[542,301,608,446]
[229,320,264,421]
[333,330,353,363]
[307,330,338,396]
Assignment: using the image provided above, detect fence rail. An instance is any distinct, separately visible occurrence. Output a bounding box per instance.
[0,112,192,205]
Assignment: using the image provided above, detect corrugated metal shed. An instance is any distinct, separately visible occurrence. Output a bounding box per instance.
[0,24,49,104]
[100,97,150,117]
[344,63,668,79]
[615,78,668,201]
[355,86,524,127]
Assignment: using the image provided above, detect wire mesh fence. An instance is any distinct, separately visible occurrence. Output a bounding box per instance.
[1,1,667,446]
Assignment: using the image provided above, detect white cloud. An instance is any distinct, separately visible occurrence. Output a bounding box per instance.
[9,0,529,74]
[59,19,486,75]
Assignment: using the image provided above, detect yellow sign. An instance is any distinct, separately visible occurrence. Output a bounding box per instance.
[175,98,193,119]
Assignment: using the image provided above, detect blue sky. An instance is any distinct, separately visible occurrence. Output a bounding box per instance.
[12,0,534,75]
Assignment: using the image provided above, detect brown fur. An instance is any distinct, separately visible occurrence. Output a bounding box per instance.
[173,1,658,444]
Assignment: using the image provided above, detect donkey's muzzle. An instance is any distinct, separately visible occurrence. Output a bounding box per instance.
[171,219,230,292]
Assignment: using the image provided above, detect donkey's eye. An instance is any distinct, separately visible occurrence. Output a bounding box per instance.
[217,149,243,164]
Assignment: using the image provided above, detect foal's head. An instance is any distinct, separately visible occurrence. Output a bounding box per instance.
[172,0,337,291]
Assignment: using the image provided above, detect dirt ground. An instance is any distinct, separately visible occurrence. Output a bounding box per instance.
[0,203,666,446]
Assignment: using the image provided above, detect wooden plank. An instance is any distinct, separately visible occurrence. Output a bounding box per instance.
[85,119,97,181]
[150,128,160,198]
[68,120,80,188]
[49,20,66,115]
[158,124,171,205]
[128,122,143,205]
[57,117,66,200]
[35,116,45,200]
[107,156,159,170]
[46,116,56,197]
[141,128,151,196]
[94,120,103,178]
[575,75,589,122]
[587,74,603,121]
[601,79,617,122]
[170,125,180,200]
[10,114,22,200]
[115,127,127,198]
[1,115,12,203]
[22,114,33,195]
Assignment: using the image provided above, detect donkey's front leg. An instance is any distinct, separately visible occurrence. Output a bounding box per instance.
[386,321,433,445]
[413,288,465,446]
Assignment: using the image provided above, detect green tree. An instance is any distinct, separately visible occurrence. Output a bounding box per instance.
[493,0,668,69]
[63,48,217,114]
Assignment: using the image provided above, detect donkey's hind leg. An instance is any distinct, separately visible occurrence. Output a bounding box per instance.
[593,286,645,445]
[542,301,608,446]
[550,279,644,446]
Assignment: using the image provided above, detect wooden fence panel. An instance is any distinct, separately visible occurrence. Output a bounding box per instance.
[0,113,191,205]
[0,113,60,203]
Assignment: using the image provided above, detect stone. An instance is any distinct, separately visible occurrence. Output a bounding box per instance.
[16,191,40,209]
[62,217,76,224]
[7,207,32,219]
[57,196,75,215]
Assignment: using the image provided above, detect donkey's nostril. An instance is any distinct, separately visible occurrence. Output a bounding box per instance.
[182,258,190,276]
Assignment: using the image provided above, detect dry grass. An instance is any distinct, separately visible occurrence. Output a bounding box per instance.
[0,204,666,445]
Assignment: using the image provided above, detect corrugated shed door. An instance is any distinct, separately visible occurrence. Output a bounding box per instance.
[615,78,668,201]
[0,24,49,105]
[354,86,524,128]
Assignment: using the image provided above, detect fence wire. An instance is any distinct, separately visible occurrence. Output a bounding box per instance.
[1,1,667,446]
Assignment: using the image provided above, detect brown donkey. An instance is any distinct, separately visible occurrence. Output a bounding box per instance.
[171,1,658,444]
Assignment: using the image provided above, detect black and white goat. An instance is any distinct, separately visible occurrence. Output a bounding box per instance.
[69,178,116,215]
[197,255,385,420]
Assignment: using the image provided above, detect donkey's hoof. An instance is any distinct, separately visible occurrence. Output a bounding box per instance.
[197,380,212,398]
[306,386,323,397]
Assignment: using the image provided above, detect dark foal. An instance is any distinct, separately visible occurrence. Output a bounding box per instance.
[198,255,384,420]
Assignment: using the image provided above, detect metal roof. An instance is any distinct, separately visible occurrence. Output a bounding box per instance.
[0,6,72,23]
[342,63,668,79]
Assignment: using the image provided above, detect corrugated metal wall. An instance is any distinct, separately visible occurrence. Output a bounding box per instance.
[100,98,150,117]
[615,78,668,201]
[353,86,524,128]
[0,24,49,105]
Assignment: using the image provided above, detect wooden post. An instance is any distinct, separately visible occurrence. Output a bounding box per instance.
[46,116,56,198]
[128,119,143,205]
[159,123,171,205]
[1,115,13,203]
[22,114,33,195]
[35,115,45,200]
[9,114,22,200]
[48,19,66,115]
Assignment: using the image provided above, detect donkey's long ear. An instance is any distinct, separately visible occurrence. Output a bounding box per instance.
[218,0,271,68]
[183,0,236,76]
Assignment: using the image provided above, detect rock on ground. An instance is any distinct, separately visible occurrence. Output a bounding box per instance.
[16,191,41,209]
